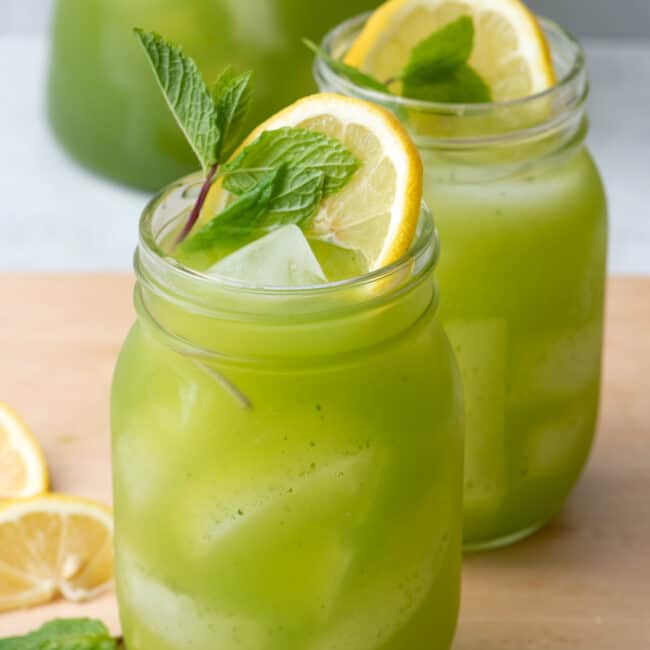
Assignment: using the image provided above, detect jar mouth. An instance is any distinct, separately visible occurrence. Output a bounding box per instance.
[315,13,588,146]
[136,174,438,313]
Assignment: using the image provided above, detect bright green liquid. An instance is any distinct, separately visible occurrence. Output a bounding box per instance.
[425,147,607,547]
[111,214,464,648]
[48,0,377,190]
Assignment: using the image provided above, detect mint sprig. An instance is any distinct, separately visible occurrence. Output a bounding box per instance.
[0,618,120,650]
[401,16,474,85]
[401,16,491,102]
[179,127,360,254]
[307,15,492,104]
[135,30,254,246]
[137,30,360,254]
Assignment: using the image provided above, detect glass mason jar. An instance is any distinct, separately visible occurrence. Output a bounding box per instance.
[111,177,464,649]
[316,15,608,550]
[47,0,378,191]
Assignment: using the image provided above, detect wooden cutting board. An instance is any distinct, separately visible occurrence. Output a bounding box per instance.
[1,274,649,647]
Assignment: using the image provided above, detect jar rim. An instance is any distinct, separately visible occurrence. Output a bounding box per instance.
[315,13,586,116]
[136,174,438,313]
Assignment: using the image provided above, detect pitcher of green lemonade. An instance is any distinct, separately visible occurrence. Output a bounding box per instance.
[315,0,608,550]
[47,0,377,190]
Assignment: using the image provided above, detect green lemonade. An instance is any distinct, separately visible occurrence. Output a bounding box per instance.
[47,0,377,190]
[316,15,608,548]
[111,180,464,649]
[427,148,606,546]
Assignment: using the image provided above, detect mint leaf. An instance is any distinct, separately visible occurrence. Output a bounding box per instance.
[179,166,284,252]
[135,29,220,170]
[303,39,390,94]
[403,63,491,103]
[264,165,326,225]
[212,66,253,159]
[180,162,333,254]
[179,127,359,252]
[0,619,117,650]
[223,127,360,199]
[399,16,492,103]
[402,16,474,85]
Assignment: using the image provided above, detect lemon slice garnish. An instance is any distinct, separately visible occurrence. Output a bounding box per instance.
[205,93,423,271]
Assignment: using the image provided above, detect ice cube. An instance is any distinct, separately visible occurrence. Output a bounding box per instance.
[310,485,450,650]
[445,320,508,517]
[509,323,602,406]
[524,408,591,480]
[176,449,378,622]
[117,546,266,650]
[208,225,327,287]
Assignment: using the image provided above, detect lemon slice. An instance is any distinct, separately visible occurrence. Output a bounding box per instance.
[206,93,423,270]
[0,495,114,612]
[0,403,48,500]
[345,0,555,101]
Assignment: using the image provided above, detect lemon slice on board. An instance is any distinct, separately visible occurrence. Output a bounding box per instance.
[204,93,423,271]
[345,0,556,101]
[0,495,114,612]
[0,402,49,500]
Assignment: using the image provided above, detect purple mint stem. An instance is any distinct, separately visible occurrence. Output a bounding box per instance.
[174,163,218,246]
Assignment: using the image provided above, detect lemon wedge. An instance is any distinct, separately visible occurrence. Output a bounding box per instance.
[205,93,423,271]
[346,0,555,101]
[0,402,48,500]
[0,495,113,612]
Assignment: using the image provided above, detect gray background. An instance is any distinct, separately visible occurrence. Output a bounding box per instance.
[530,0,650,39]
[0,0,648,272]
[2,0,648,38]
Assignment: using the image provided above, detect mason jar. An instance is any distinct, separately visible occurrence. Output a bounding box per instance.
[316,14,608,550]
[111,176,464,649]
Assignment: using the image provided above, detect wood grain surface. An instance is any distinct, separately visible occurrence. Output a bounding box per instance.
[0,274,648,647]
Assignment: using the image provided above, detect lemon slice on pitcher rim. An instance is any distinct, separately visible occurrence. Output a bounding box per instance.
[204,93,423,271]
[345,0,556,102]
[0,495,114,612]
[0,402,49,499]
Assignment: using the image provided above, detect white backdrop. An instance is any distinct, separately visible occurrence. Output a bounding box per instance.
[0,1,648,272]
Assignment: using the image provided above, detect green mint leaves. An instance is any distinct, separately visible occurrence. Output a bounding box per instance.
[135,29,222,170]
[403,63,491,103]
[303,39,389,94]
[137,29,360,252]
[401,16,491,102]
[179,128,360,252]
[212,66,254,160]
[179,166,285,250]
[223,127,360,199]
[308,15,491,104]
[401,16,474,84]
[135,31,253,170]
[0,619,119,650]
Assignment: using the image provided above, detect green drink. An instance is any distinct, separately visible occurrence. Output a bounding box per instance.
[111,40,464,647]
[316,15,608,548]
[111,179,464,649]
[47,0,377,190]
